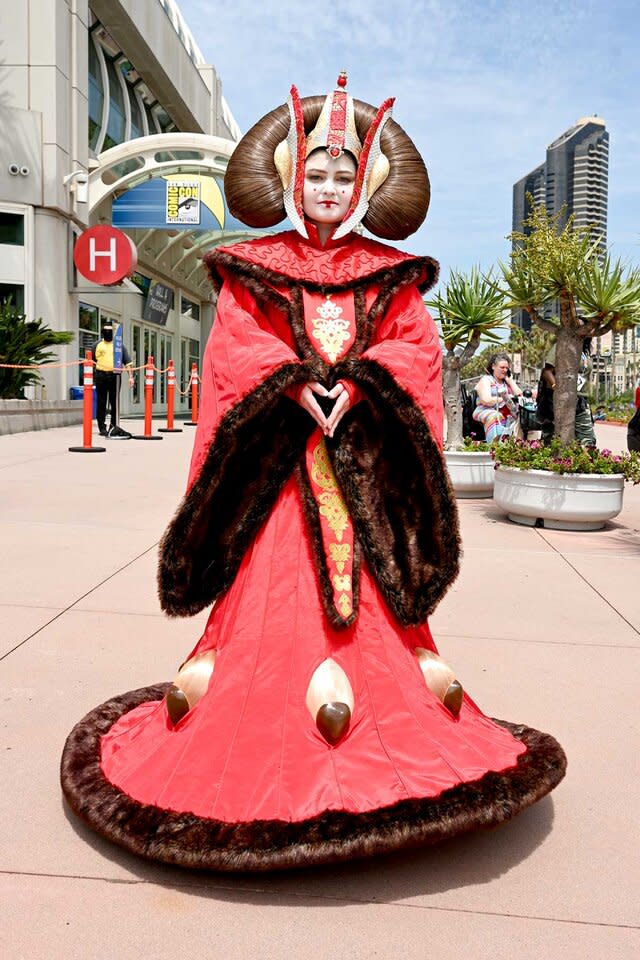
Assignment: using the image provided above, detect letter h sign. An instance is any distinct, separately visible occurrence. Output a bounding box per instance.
[89,237,116,273]
[74,225,137,285]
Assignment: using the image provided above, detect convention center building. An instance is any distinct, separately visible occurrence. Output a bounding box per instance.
[0,0,252,414]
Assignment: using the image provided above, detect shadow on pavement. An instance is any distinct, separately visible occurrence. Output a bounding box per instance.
[61,791,555,905]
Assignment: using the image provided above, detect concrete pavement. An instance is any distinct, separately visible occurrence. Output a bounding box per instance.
[1,420,638,959]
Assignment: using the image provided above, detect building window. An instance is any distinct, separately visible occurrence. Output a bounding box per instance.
[124,68,144,139]
[180,336,200,405]
[144,103,159,134]
[181,296,200,322]
[103,57,127,149]
[0,283,25,312]
[0,213,24,245]
[155,107,175,133]
[78,302,100,376]
[88,39,105,151]
[132,89,148,137]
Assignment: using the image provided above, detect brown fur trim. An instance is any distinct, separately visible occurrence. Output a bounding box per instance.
[204,249,439,297]
[288,285,316,359]
[329,358,460,624]
[61,684,567,873]
[295,463,361,629]
[204,254,435,370]
[158,361,322,617]
[219,266,290,317]
[348,286,372,359]
[366,260,439,341]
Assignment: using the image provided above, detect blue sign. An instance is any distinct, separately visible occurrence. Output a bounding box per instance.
[113,323,123,371]
[112,174,247,233]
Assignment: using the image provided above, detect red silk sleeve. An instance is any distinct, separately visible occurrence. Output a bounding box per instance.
[361,285,443,447]
[187,274,304,489]
[337,379,363,407]
[284,382,305,404]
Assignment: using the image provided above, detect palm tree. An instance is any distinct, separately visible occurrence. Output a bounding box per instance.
[427,267,507,450]
[502,202,640,442]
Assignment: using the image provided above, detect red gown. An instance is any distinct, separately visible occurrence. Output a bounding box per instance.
[62,226,565,870]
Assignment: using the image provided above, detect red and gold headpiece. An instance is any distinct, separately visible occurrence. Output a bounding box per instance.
[274,74,394,239]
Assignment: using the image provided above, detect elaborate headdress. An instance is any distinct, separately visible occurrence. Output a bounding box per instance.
[224,76,430,242]
[273,73,394,239]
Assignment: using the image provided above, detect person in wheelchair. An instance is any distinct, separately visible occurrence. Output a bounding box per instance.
[472,353,522,442]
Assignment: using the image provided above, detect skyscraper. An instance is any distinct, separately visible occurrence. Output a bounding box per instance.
[512,117,609,329]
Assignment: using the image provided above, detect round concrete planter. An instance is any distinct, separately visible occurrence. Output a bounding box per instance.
[493,466,625,530]
[444,450,495,499]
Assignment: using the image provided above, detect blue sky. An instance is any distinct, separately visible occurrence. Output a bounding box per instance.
[178,0,639,285]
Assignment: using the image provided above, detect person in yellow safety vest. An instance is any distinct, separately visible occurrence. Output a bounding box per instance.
[92,324,135,437]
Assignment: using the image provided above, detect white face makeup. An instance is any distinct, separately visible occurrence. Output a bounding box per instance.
[302,150,357,228]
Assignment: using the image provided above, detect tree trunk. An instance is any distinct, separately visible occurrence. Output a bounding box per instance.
[442,355,463,450]
[554,327,582,443]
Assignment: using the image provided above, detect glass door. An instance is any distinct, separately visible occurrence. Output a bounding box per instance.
[129,324,174,413]
[179,336,200,413]
[129,322,143,415]
[157,332,173,407]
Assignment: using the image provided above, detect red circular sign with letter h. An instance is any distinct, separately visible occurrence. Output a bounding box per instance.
[74,225,138,285]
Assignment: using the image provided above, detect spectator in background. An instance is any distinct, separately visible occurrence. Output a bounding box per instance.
[472,352,522,441]
[93,324,134,437]
[536,341,596,445]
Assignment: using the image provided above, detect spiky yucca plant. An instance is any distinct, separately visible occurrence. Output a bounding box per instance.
[502,202,640,442]
[427,267,507,450]
[0,301,74,399]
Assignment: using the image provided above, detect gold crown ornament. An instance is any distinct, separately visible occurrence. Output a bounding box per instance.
[274,73,394,240]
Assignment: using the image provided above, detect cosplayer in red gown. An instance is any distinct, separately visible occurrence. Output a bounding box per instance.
[62,76,565,870]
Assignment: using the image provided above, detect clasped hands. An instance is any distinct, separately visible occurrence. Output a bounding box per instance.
[299,381,350,438]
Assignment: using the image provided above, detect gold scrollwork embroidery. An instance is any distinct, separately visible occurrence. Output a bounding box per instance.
[310,438,354,618]
[311,440,350,542]
[311,295,351,363]
[333,573,352,592]
[329,542,351,573]
[337,593,353,617]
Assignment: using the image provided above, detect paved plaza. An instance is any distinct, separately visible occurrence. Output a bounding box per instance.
[1,420,638,959]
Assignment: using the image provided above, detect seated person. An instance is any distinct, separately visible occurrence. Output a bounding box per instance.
[472,352,521,442]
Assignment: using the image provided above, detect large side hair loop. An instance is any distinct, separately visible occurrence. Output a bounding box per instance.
[224,96,430,240]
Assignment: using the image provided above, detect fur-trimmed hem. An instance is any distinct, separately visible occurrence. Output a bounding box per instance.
[61,684,567,873]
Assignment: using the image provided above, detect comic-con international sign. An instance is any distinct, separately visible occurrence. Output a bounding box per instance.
[113,173,249,232]
[166,179,201,225]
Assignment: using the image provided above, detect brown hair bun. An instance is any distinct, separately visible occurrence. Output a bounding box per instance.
[224,95,430,240]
